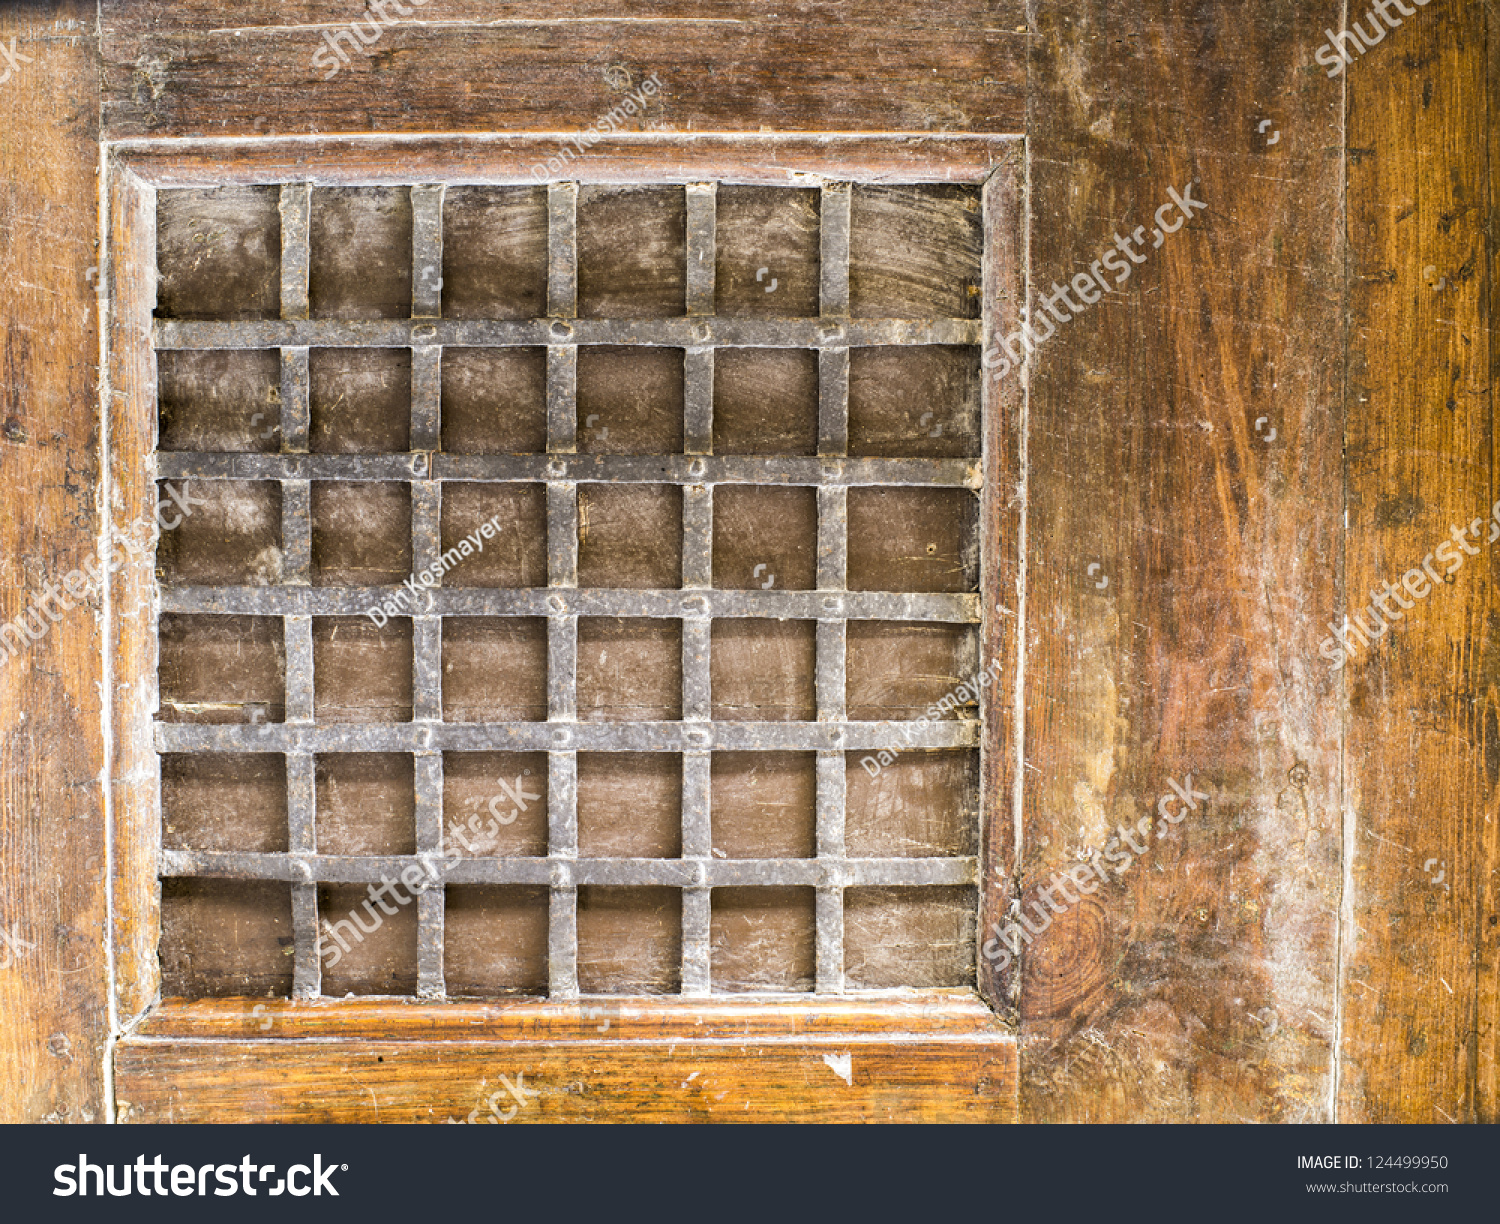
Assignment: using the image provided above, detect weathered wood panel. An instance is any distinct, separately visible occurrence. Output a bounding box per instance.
[0,1,108,1123]
[1017,1,1346,1121]
[1481,0,1500,1125]
[99,0,1028,140]
[116,997,1016,1122]
[1338,0,1496,1125]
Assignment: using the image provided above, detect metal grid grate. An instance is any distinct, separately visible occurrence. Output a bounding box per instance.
[155,180,984,1000]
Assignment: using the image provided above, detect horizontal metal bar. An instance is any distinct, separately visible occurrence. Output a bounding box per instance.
[156,719,980,755]
[161,850,976,889]
[156,452,979,489]
[159,586,979,623]
[155,317,983,351]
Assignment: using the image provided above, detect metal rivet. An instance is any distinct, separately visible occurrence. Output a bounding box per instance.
[413,324,438,341]
[550,319,573,340]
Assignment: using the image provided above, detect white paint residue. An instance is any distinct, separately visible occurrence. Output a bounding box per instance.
[822,1053,853,1086]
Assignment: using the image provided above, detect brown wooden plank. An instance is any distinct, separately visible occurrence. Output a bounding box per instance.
[107,162,165,1029]
[1017,1,1345,1122]
[1338,0,1496,1125]
[0,1,108,1123]
[117,997,1016,1122]
[112,135,1018,190]
[100,0,1027,140]
[1481,0,1500,1126]
[978,152,1024,1014]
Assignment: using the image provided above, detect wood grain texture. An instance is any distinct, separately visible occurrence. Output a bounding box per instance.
[1017,1,1346,1122]
[116,997,1016,1122]
[111,135,1018,189]
[0,1,108,1123]
[99,0,1027,140]
[106,164,164,1030]
[1338,0,1497,1125]
[1482,0,1500,1125]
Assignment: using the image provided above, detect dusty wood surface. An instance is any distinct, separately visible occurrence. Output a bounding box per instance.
[116,997,1016,1122]
[1339,0,1498,1124]
[1017,0,1346,1122]
[98,0,1028,140]
[0,1,108,1123]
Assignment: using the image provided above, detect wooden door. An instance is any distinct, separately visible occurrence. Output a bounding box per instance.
[0,0,1494,1125]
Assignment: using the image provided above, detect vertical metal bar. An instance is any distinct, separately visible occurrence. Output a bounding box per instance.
[815,182,853,996]
[284,615,315,723]
[682,485,713,590]
[279,183,311,322]
[815,882,845,995]
[547,346,577,454]
[279,348,310,453]
[411,481,442,723]
[282,480,312,586]
[685,183,717,456]
[411,184,445,319]
[547,182,578,320]
[684,348,714,455]
[539,155,581,999]
[681,751,712,996]
[816,485,848,592]
[280,182,318,1000]
[685,182,717,317]
[288,747,320,999]
[682,618,712,721]
[410,346,441,454]
[291,884,322,1000]
[682,887,712,997]
[816,620,847,722]
[818,348,850,457]
[548,757,579,998]
[548,615,577,722]
[415,751,445,998]
[819,182,851,317]
[547,482,578,589]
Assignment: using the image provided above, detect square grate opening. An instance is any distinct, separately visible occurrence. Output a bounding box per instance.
[153,179,989,1000]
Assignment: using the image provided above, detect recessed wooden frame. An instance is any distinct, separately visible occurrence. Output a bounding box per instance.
[106,135,1024,1123]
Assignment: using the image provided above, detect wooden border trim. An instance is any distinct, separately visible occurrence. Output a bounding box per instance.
[109,135,1019,189]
